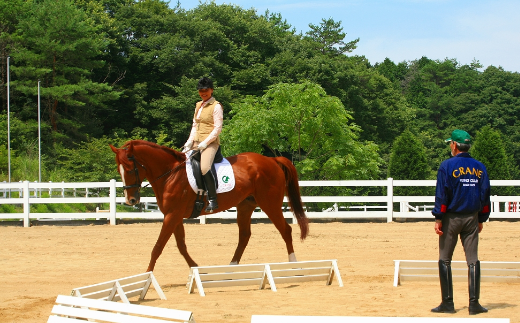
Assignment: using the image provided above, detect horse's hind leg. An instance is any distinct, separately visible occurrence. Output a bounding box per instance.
[229,197,257,265]
[256,194,297,262]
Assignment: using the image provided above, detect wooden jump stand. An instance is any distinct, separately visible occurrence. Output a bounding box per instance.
[70,272,166,304]
[187,259,343,296]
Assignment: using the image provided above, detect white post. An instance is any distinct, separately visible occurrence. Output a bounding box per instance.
[109,179,117,225]
[387,177,394,222]
[23,180,30,227]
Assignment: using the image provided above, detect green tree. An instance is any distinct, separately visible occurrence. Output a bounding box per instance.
[471,126,517,195]
[222,81,381,180]
[52,136,128,182]
[346,67,415,173]
[374,58,408,83]
[0,113,52,181]
[388,130,431,196]
[119,1,291,146]
[222,81,382,211]
[10,0,120,143]
[1,0,27,113]
[305,18,359,56]
[471,67,520,171]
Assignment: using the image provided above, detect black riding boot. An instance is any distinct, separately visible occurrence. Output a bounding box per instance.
[469,261,488,315]
[202,172,218,213]
[431,260,456,313]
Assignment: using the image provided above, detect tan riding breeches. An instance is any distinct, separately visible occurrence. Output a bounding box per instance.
[195,141,219,175]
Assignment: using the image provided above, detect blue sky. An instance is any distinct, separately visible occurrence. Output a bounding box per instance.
[173,0,520,72]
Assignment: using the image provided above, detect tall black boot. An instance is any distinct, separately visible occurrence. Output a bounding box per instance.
[202,172,218,213]
[469,261,488,315]
[431,260,456,313]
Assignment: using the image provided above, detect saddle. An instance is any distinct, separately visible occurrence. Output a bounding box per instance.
[189,146,224,218]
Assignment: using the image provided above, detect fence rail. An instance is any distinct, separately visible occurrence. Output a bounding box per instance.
[1,179,520,227]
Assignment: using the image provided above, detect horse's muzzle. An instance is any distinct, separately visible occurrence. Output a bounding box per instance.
[127,197,140,206]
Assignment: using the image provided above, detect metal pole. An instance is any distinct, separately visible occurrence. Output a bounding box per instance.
[7,57,11,184]
[7,57,11,198]
[38,80,41,183]
[38,80,41,197]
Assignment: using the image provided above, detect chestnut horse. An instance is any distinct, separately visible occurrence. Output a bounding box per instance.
[110,140,308,271]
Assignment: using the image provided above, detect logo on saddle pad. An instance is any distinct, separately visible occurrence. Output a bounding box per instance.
[222,175,230,184]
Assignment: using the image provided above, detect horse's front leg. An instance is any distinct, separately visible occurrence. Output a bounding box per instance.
[173,222,198,267]
[147,216,181,272]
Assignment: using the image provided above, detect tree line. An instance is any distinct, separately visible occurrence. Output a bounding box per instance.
[1,0,519,191]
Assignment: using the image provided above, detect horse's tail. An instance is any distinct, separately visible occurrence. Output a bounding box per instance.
[274,157,309,240]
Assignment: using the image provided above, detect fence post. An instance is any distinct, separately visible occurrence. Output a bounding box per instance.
[23,180,30,227]
[109,179,117,225]
[387,178,394,223]
[493,195,499,214]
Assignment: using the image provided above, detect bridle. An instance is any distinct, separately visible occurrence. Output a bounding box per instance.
[122,155,146,201]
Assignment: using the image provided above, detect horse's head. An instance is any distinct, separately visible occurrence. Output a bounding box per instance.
[110,142,147,206]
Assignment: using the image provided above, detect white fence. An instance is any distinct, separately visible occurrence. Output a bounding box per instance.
[1,179,520,227]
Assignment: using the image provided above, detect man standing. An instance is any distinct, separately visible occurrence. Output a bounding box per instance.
[431,129,491,315]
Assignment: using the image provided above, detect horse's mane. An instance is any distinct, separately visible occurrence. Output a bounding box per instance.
[123,140,186,162]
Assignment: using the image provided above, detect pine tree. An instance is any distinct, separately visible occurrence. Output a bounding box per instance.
[471,126,516,195]
[388,129,431,196]
[10,0,120,142]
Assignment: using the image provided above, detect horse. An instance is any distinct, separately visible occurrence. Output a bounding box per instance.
[109,140,309,271]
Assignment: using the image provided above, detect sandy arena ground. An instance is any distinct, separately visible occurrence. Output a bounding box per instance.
[0,220,519,322]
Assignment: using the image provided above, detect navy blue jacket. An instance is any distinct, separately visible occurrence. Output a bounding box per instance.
[432,152,491,223]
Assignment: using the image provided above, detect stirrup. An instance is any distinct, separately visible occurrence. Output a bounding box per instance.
[205,200,218,213]
[189,190,205,219]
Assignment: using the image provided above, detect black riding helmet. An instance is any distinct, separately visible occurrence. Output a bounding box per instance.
[197,77,214,90]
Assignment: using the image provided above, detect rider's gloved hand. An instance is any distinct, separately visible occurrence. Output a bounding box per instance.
[182,140,193,153]
[197,141,208,151]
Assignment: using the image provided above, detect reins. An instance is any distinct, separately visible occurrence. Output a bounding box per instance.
[123,149,200,191]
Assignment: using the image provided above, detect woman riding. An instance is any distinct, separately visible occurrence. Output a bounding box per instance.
[182,77,223,212]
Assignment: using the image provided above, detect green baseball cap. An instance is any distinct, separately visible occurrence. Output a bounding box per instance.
[445,129,471,144]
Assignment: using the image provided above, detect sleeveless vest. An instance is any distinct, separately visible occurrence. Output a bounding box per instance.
[193,98,221,145]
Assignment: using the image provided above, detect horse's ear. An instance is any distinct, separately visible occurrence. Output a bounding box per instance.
[109,144,118,154]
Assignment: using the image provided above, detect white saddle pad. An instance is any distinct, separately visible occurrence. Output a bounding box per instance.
[186,152,235,194]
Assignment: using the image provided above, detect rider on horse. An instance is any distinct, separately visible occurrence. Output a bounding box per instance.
[183,77,223,212]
